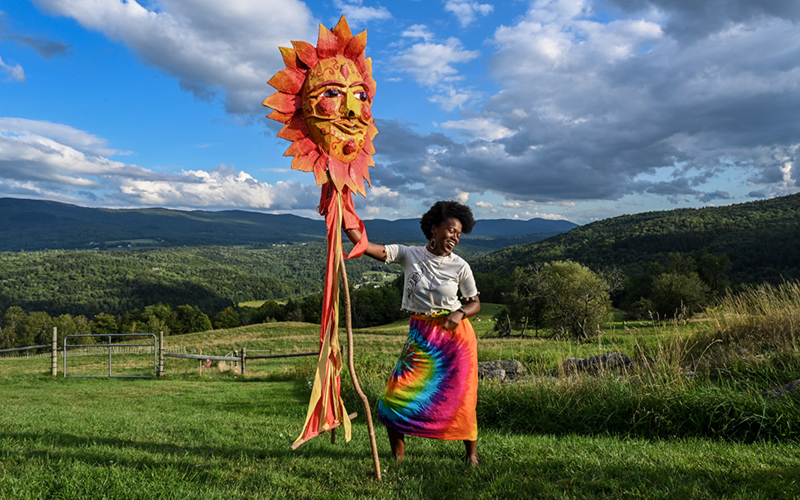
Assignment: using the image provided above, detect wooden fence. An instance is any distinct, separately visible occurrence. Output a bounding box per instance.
[1,328,318,377]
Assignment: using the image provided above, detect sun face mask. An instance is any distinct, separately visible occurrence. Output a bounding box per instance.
[263,16,378,196]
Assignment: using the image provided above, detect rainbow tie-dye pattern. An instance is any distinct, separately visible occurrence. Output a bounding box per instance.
[378,315,478,441]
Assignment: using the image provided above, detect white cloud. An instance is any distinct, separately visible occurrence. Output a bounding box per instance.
[390,37,479,88]
[474,201,494,208]
[0,56,25,82]
[332,0,391,25]
[31,0,318,115]
[401,24,434,42]
[444,0,493,28]
[0,118,316,210]
[441,117,515,140]
[0,117,129,156]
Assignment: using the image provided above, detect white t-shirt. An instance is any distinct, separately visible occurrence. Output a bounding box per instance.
[385,244,479,314]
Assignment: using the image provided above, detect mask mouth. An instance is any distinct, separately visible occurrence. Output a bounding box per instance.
[333,119,366,134]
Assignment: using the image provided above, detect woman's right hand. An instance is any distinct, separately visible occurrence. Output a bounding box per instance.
[343,227,387,262]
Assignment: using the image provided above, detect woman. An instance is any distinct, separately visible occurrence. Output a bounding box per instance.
[344,200,481,466]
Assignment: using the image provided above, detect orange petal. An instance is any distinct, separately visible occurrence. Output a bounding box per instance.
[284,137,317,157]
[363,134,375,155]
[328,157,348,191]
[292,151,319,172]
[350,153,369,192]
[316,24,339,59]
[268,68,305,94]
[277,115,309,142]
[292,40,318,69]
[345,30,367,60]
[367,122,378,139]
[280,47,298,70]
[265,109,293,123]
[332,16,352,49]
[313,155,330,186]
[366,75,377,99]
[263,92,301,114]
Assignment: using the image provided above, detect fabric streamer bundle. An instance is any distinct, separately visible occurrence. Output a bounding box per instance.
[262,15,381,480]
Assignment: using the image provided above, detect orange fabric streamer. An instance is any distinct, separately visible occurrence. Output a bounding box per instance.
[291,183,367,449]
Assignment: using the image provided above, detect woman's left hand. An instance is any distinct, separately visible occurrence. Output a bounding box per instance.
[443,310,465,331]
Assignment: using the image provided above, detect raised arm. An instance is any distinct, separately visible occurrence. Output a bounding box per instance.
[344,227,387,262]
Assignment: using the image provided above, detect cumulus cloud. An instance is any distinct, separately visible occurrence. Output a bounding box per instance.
[377,0,800,210]
[401,24,434,42]
[390,29,482,111]
[391,37,480,87]
[0,56,24,82]
[30,0,318,115]
[0,118,317,210]
[444,0,493,28]
[441,117,514,140]
[332,0,391,26]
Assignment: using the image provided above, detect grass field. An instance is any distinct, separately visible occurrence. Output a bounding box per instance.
[2,302,800,499]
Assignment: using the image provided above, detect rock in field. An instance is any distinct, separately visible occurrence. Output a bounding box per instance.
[478,360,527,381]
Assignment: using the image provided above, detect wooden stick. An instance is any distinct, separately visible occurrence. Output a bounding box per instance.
[340,261,381,481]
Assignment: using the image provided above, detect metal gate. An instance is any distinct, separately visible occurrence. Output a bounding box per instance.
[63,333,157,378]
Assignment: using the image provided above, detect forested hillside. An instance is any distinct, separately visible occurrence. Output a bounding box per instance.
[474,193,800,285]
[0,245,380,317]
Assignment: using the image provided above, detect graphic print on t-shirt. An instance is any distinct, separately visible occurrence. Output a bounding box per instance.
[406,271,422,301]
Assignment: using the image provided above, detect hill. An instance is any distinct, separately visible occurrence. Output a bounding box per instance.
[0,197,576,252]
[473,193,800,284]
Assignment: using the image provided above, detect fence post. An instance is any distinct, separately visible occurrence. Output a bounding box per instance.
[51,327,58,376]
[241,347,247,376]
[158,330,164,378]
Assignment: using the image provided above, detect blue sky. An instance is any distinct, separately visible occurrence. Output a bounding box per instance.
[1,0,798,223]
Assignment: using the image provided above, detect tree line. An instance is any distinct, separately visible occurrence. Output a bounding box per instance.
[483,249,733,339]
[0,279,408,350]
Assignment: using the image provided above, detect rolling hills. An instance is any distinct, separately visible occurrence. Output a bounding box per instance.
[473,193,800,285]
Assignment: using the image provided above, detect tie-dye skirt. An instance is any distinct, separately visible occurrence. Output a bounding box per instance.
[378,314,478,441]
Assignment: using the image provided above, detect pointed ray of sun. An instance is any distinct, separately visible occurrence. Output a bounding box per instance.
[263,16,378,197]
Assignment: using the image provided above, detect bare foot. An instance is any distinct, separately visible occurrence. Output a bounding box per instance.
[466,454,479,467]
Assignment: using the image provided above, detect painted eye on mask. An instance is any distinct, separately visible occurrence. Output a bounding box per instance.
[322,88,343,98]
[355,91,368,101]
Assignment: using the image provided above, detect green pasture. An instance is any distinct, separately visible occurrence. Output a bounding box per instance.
[2,303,799,499]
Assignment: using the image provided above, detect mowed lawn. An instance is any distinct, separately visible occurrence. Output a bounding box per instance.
[2,313,799,499]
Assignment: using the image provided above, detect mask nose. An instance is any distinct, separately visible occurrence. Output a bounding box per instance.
[342,91,359,118]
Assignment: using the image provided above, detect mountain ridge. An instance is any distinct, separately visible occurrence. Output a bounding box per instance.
[0,197,577,252]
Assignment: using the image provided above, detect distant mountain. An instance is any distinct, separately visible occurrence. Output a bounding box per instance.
[473,193,800,285]
[0,198,577,253]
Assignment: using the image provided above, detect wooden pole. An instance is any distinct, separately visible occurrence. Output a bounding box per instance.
[241,347,247,376]
[158,330,164,378]
[340,261,381,481]
[51,327,57,376]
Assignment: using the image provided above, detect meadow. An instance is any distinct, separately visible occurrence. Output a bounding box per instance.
[2,289,800,499]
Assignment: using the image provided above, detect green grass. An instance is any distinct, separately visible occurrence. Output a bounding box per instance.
[2,300,800,499]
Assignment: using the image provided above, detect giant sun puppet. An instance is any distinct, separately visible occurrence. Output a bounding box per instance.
[263,15,381,479]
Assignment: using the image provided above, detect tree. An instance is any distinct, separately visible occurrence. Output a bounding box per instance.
[2,307,27,347]
[213,306,241,329]
[539,261,617,339]
[649,272,710,319]
[91,312,118,336]
[505,265,548,337]
[173,305,212,334]
[143,303,173,335]
[24,311,54,346]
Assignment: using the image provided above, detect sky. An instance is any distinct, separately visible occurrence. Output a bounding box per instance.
[0,0,798,224]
